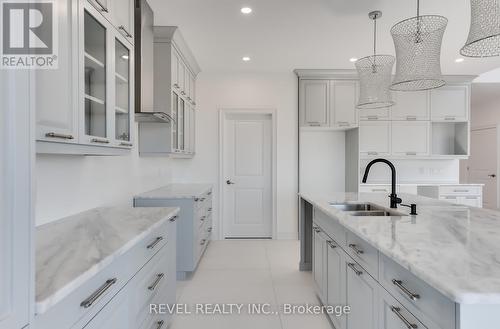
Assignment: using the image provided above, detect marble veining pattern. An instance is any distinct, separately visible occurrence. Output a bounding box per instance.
[300,192,500,304]
[36,206,179,313]
[136,184,213,200]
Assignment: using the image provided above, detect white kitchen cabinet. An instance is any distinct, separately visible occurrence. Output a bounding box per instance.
[346,258,379,329]
[81,286,131,329]
[111,0,134,43]
[391,90,430,121]
[35,0,79,144]
[0,72,32,329]
[359,107,390,121]
[418,185,483,208]
[327,241,347,329]
[331,81,358,128]
[359,121,391,156]
[88,0,111,21]
[300,80,330,127]
[313,224,328,303]
[430,85,469,122]
[139,27,200,157]
[391,122,430,156]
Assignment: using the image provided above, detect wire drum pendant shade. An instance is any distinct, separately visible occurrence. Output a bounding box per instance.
[356,55,395,109]
[390,1,448,91]
[461,0,500,57]
[356,11,396,109]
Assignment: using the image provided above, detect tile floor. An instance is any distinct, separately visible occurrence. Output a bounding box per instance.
[170,240,332,329]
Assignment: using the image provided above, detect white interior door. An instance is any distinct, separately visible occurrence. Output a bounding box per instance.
[222,112,273,238]
[467,127,498,209]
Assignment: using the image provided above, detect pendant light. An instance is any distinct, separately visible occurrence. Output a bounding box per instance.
[390,0,448,91]
[356,11,396,109]
[461,0,500,57]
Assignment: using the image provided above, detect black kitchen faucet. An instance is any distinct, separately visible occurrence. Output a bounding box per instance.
[362,158,402,209]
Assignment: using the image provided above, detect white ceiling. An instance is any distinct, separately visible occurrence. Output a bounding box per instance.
[149,0,500,75]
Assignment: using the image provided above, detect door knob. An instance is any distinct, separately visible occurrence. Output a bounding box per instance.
[226,180,235,185]
[489,174,497,178]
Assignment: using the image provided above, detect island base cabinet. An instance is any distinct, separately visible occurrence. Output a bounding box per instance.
[313,224,328,304]
[379,288,427,329]
[326,242,347,329]
[80,286,131,329]
[345,260,379,329]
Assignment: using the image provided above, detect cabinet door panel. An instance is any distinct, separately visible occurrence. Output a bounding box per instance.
[112,0,133,43]
[36,0,78,143]
[114,33,133,147]
[359,121,391,156]
[327,243,347,329]
[312,225,327,302]
[82,286,130,329]
[430,85,469,121]
[391,122,429,156]
[391,90,429,120]
[346,261,378,329]
[300,80,329,127]
[331,81,358,127]
[359,108,390,121]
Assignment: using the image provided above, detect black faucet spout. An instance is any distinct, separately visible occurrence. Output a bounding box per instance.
[362,158,402,209]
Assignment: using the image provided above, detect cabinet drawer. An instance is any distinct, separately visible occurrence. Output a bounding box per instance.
[379,288,428,329]
[346,232,379,279]
[359,185,391,194]
[129,244,170,328]
[313,208,346,247]
[439,186,481,196]
[379,254,455,329]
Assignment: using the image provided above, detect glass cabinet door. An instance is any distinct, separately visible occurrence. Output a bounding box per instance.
[84,10,107,139]
[114,38,130,143]
[178,98,185,151]
[172,92,179,150]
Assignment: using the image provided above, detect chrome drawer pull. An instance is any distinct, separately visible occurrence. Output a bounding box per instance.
[308,122,321,127]
[147,236,163,249]
[120,142,133,147]
[391,306,418,328]
[392,279,420,301]
[200,239,207,245]
[200,215,206,221]
[118,25,132,38]
[349,244,364,254]
[327,241,337,249]
[208,207,213,212]
[148,273,165,291]
[94,0,108,12]
[208,227,213,233]
[45,132,75,140]
[406,152,417,156]
[90,138,110,144]
[444,116,456,121]
[367,152,379,156]
[207,191,212,195]
[347,263,363,276]
[453,189,469,193]
[200,197,206,201]
[80,278,117,308]
[406,116,417,121]
[367,115,378,120]
[169,215,178,222]
[154,320,165,329]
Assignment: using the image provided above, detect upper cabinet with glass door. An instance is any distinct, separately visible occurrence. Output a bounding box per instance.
[88,0,134,45]
[114,34,134,148]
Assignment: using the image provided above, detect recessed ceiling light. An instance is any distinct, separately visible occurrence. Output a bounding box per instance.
[349,58,358,63]
[455,58,465,63]
[242,56,251,62]
[241,7,252,14]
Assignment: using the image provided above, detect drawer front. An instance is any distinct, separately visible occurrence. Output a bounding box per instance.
[346,232,379,279]
[379,288,428,329]
[439,186,481,196]
[379,254,455,329]
[129,244,170,328]
[313,207,346,247]
[359,185,391,194]
[135,219,171,267]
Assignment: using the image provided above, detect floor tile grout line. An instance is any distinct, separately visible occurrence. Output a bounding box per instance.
[265,241,286,329]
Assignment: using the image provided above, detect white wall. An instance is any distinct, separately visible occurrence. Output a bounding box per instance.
[470,83,500,129]
[171,71,299,239]
[35,124,174,226]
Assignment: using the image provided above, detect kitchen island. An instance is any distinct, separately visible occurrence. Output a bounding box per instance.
[299,192,500,329]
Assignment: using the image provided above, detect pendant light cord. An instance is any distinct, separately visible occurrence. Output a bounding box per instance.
[416,0,422,43]
[372,13,378,72]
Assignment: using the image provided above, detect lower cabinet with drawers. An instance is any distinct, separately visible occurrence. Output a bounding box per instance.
[312,207,456,329]
[134,185,213,280]
[35,212,178,329]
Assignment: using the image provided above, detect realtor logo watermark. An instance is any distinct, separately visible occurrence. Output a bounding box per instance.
[0,0,58,69]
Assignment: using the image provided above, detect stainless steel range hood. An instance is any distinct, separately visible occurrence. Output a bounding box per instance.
[134,0,172,123]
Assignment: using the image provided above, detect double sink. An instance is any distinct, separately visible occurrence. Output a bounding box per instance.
[330,203,406,217]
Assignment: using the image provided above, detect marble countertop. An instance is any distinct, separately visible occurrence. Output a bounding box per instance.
[36,206,179,314]
[300,192,500,304]
[135,184,213,200]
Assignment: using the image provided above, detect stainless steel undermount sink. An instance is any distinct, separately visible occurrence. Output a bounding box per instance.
[330,203,406,217]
